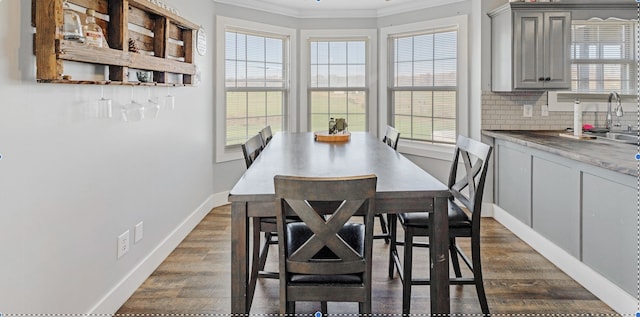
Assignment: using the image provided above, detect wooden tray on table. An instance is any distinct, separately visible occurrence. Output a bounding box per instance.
[314,131,351,142]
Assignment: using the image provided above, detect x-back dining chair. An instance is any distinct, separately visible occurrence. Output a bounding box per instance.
[382,125,400,150]
[388,135,493,316]
[274,174,377,315]
[259,125,273,147]
[241,133,280,306]
[373,125,401,244]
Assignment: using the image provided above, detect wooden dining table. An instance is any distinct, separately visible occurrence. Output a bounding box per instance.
[228,132,451,314]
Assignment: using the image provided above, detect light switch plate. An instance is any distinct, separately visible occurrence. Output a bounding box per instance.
[524,104,533,117]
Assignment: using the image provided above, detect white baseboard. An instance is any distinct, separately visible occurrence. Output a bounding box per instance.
[89,192,229,314]
[493,204,637,315]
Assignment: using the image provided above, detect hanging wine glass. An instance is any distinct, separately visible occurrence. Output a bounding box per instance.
[163,86,175,110]
[97,86,113,119]
[121,86,144,122]
[145,86,161,119]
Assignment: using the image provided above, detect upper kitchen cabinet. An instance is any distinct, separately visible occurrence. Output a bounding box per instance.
[489,4,571,91]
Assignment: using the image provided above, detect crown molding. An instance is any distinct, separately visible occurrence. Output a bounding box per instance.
[376,0,465,17]
[213,0,466,18]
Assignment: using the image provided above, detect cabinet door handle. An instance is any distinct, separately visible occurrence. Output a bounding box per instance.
[545,77,551,81]
[538,77,545,82]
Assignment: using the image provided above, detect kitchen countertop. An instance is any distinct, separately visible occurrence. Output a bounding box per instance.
[482,130,638,177]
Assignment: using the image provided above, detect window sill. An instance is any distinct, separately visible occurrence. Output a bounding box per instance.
[398,140,455,161]
[216,145,243,163]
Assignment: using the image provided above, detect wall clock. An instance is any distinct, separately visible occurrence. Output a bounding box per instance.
[196,27,207,56]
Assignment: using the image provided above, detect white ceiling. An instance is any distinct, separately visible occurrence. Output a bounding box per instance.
[213,0,461,18]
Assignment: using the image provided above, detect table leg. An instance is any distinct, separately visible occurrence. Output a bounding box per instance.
[231,201,249,315]
[430,196,450,314]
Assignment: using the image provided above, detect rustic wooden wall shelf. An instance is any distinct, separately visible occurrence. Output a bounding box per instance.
[33,0,198,86]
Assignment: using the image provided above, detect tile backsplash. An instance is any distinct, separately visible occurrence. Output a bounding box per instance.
[481,91,638,131]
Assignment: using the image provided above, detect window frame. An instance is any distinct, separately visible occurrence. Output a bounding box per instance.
[379,15,468,159]
[215,16,297,163]
[299,29,377,133]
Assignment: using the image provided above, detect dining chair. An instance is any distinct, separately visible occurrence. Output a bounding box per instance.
[242,133,264,168]
[241,133,280,306]
[382,125,400,150]
[274,174,377,315]
[388,135,493,316]
[373,125,401,243]
[259,125,273,146]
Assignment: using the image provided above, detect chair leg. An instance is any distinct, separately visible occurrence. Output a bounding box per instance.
[388,214,397,279]
[450,237,462,278]
[321,301,328,315]
[258,232,272,271]
[248,217,262,305]
[378,213,390,244]
[402,229,413,315]
[286,301,295,315]
[472,236,490,316]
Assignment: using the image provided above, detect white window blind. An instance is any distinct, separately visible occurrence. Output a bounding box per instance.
[309,40,368,132]
[225,30,287,146]
[389,28,457,144]
[571,19,638,94]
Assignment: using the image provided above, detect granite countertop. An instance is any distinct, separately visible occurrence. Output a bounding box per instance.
[482,130,638,177]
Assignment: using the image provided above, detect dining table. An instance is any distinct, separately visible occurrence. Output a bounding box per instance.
[228,131,451,314]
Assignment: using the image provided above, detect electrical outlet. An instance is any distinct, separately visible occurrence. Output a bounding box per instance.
[541,104,549,117]
[117,230,130,259]
[134,221,143,244]
[523,104,533,117]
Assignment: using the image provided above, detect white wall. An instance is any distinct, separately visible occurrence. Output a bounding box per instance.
[0,0,216,313]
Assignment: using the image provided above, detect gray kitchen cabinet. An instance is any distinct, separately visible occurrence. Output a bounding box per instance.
[489,4,571,91]
[496,140,532,225]
[531,156,580,257]
[582,171,636,295]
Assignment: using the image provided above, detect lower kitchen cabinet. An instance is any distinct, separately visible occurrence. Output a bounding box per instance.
[532,156,580,257]
[494,137,636,297]
[582,171,636,295]
[496,141,532,226]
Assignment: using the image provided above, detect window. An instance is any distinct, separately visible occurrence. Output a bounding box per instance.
[308,40,368,132]
[389,28,458,144]
[571,19,638,94]
[225,30,287,146]
[216,17,296,162]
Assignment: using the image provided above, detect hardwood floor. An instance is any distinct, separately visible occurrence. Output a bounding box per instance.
[116,204,616,315]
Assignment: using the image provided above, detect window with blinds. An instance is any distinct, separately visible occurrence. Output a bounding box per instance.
[309,40,368,132]
[225,30,287,146]
[571,19,638,95]
[389,28,457,144]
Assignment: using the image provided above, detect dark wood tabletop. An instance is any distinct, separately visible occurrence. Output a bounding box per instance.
[228,132,451,314]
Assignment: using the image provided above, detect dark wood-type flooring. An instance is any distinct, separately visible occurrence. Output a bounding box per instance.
[116,204,617,315]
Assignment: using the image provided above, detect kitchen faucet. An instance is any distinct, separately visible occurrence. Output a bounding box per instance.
[606,91,623,129]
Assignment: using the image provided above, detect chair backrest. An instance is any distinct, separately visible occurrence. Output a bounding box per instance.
[382,126,400,150]
[448,135,493,224]
[241,134,264,168]
[274,175,377,276]
[259,125,273,146]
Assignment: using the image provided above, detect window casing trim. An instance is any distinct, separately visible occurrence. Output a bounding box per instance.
[215,16,297,163]
[299,29,378,133]
[379,15,469,155]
